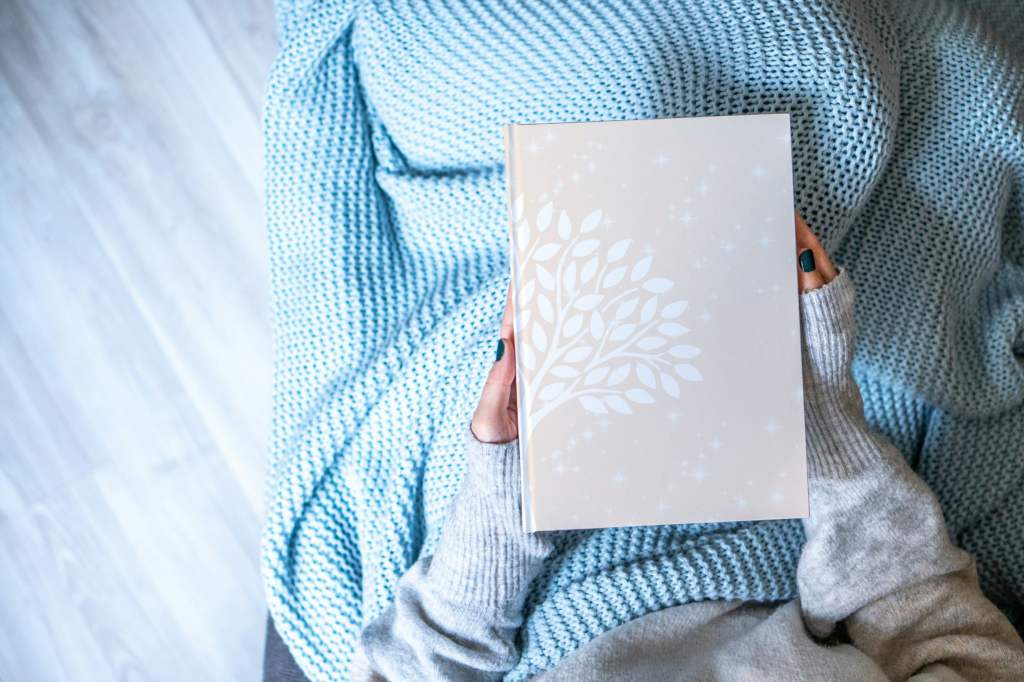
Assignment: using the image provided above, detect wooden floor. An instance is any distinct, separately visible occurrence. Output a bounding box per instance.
[0,0,278,679]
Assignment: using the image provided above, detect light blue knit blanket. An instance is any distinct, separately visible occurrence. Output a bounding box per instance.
[261,1,1024,679]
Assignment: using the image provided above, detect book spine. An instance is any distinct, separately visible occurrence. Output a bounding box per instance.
[504,124,536,533]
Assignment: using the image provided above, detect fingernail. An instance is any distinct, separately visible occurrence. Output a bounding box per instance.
[495,339,505,362]
[799,249,816,273]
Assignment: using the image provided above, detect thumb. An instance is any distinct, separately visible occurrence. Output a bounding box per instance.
[471,339,517,443]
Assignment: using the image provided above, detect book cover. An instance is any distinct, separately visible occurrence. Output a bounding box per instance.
[504,114,808,532]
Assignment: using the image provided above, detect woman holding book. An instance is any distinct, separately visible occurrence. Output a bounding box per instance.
[351,214,1024,681]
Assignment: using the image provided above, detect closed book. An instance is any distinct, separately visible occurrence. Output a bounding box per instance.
[504,114,808,532]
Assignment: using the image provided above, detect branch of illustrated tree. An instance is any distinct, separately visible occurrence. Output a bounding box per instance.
[600,287,638,314]
[518,229,540,271]
[528,384,623,426]
[593,263,609,293]
[585,317,663,371]
[527,289,580,405]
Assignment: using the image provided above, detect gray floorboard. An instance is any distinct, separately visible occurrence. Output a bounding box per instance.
[0,0,277,679]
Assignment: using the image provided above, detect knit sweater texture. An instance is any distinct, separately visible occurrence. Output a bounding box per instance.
[261,1,1024,681]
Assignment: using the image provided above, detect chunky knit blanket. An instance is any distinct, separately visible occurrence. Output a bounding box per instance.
[261,1,1024,680]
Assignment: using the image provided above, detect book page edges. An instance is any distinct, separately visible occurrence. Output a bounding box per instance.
[783,113,811,520]
[504,124,537,533]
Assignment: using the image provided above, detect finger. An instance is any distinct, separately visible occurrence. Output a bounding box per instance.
[472,338,517,442]
[795,211,838,281]
[797,253,825,293]
[794,211,837,293]
[499,280,515,341]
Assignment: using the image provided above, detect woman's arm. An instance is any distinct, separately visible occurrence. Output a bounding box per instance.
[795,216,1024,680]
[356,288,551,681]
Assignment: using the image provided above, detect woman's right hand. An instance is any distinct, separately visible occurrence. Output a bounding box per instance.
[795,211,839,292]
[471,283,519,444]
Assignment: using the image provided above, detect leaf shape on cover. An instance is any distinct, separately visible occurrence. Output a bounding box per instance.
[536,202,553,232]
[579,396,608,413]
[590,311,604,339]
[581,256,599,284]
[661,372,680,398]
[580,209,602,234]
[636,363,656,388]
[538,293,554,323]
[616,298,639,319]
[532,322,547,352]
[669,344,700,358]
[608,364,631,386]
[563,261,576,292]
[607,238,631,262]
[517,220,531,251]
[511,194,524,222]
[626,388,655,404]
[640,296,658,323]
[631,256,652,282]
[605,395,633,414]
[558,210,572,240]
[563,314,584,337]
[539,383,565,401]
[572,240,600,257]
[609,323,636,341]
[514,309,531,333]
[661,301,689,318]
[518,279,535,307]
[537,265,555,291]
[603,266,627,288]
[675,364,703,381]
[534,243,561,261]
[642,278,673,293]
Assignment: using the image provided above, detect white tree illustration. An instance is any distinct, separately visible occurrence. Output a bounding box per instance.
[510,196,703,432]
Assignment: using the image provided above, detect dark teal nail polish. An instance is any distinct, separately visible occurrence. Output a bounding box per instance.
[495,339,505,362]
[799,249,816,273]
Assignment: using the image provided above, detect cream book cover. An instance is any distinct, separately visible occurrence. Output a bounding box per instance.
[504,114,808,532]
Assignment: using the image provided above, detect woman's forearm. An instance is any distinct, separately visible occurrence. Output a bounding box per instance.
[797,271,1024,678]
[797,270,969,628]
[357,431,552,681]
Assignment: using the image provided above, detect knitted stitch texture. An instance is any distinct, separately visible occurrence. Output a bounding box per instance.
[261,1,1024,680]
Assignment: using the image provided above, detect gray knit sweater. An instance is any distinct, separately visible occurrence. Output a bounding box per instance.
[355,272,1024,681]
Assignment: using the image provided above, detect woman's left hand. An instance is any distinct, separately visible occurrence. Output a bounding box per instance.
[471,283,519,444]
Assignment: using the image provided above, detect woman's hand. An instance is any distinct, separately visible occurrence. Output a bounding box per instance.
[795,211,839,293]
[471,283,519,444]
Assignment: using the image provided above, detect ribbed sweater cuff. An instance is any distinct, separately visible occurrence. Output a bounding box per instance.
[800,269,855,399]
[428,428,551,613]
[463,429,523,522]
[799,270,881,478]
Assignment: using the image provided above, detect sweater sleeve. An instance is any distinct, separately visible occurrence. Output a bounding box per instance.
[356,429,553,681]
[796,270,1024,680]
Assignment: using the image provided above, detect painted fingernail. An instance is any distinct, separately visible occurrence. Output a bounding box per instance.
[495,339,505,362]
[799,249,816,273]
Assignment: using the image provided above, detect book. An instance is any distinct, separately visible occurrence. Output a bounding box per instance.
[504,114,808,532]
